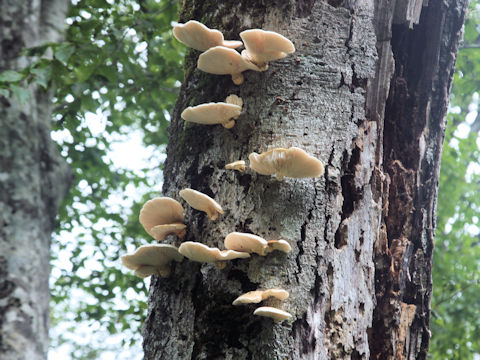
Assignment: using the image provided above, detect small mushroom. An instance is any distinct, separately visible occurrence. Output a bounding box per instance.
[224,232,268,256]
[181,95,242,129]
[139,197,185,241]
[253,306,292,322]
[225,160,246,172]
[197,46,262,85]
[173,20,243,51]
[178,241,250,269]
[232,289,289,305]
[249,147,324,180]
[179,188,224,220]
[240,29,295,69]
[121,244,184,278]
[225,232,292,256]
[266,240,292,254]
[150,223,187,240]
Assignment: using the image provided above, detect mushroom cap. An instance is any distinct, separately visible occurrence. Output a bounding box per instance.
[266,240,292,254]
[232,289,289,305]
[225,160,246,172]
[173,20,243,51]
[178,241,250,263]
[150,223,187,241]
[197,46,261,76]
[225,94,243,107]
[179,188,224,220]
[139,198,184,238]
[240,29,295,67]
[181,102,241,128]
[121,244,184,278]
[253,306,292,322]
[224,232,268,256]
[248,147,324,180]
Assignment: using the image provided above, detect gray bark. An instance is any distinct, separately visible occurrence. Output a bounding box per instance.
[142,1,467,359]
[0,1,71,359]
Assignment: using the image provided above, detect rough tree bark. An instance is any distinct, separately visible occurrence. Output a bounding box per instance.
[0,1,70,359]
[142,1,467,359]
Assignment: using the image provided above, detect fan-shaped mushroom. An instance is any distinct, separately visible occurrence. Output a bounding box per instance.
[197,46,262,85]
[249,147,324,180]
[178,241,250,269]
[240,29,295,69]
[139,197,186,241]
[121,244,184,278]
[173,20,242,51]
[179,188,224,220]
[181,95,242,129]
[232,289,289,305]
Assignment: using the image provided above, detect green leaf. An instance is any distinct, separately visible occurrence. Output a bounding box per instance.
[0,88,9,97]
[10,84,30,104]
[0,70,24,82]
[54,43,76,66]
[31,65,52,89]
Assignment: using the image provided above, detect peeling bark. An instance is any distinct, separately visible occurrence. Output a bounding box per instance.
[142,1,467,359]
[0,1,71,359]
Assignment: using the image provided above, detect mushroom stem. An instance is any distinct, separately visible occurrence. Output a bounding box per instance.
[214,261,227,270]
[223,119,235,129]
[232,73,244,85]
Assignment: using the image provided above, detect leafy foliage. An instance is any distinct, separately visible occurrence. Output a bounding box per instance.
[430,2,480,358]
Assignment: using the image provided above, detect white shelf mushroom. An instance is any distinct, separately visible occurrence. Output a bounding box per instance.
[173,20,243,51]
[121,244,184,278]
[181,95,243,129]
[197,46,262,85]
[225,160,246,172]
[179,188,224,220]
[139,197,186,241]
[224,232,292,256]
[253,306,292,322]
[240,29,295,70]
[248,147,324,180]
[232,289,289,305]
[178,241,250,269]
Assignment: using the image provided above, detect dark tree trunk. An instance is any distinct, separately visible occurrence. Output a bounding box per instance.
[0,1,71,359]
[142,1,467,359]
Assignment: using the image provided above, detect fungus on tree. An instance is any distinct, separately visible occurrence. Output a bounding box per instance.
[224,232,268,255]
[224,232,292,255]
[232,289,289,305]
[181,95,243,129]
[253,306,292,322]
[197,46,262,85]
[249,147,324,180]
[240,29,295,70]
[121,244,184,278]
[139,197,186,241]
[179,188,224,220]
[266,239,292,254]
[178,241,250,269]
[225,160,246,172]
[173,20,243,51]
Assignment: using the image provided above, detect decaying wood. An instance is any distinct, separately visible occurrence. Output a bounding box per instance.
[0,1,71,359]
[142,1,467,359]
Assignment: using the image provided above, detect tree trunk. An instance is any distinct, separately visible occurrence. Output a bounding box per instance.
[142,1,467,359]
[0,1,70,359]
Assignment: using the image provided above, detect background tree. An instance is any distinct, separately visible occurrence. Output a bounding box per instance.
[0,1,71,359]
[142,1,468,359]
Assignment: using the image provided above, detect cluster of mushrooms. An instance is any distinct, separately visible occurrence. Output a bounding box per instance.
[121,21,325,323]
